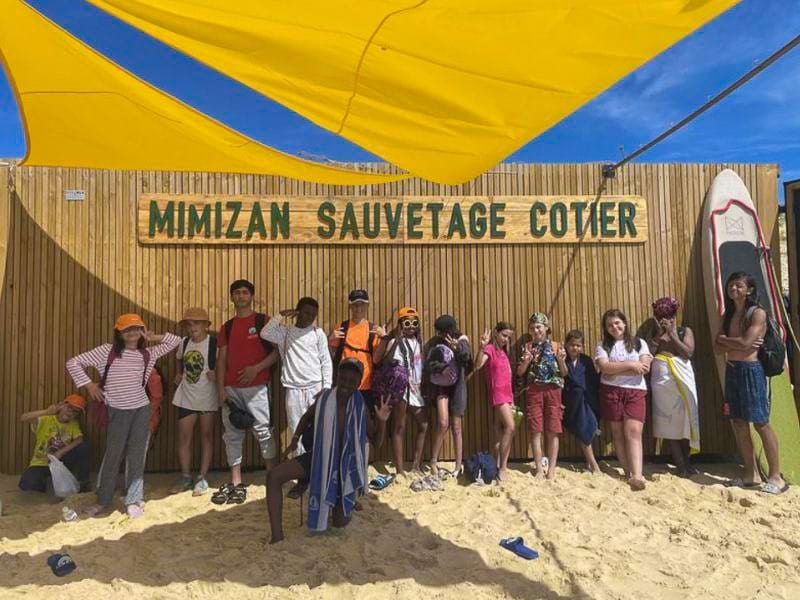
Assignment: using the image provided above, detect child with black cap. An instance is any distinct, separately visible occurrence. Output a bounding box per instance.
[425,314,473,478]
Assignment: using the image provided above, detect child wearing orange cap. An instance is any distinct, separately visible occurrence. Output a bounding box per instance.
[19,395,90,494]
[66,313,181,517]
[373,307,429,477]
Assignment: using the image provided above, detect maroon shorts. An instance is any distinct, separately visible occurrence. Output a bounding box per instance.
[525,383,563,434]
[599,384,647,423]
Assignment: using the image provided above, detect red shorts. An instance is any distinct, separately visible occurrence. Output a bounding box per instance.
[599,384,647,423]
[525,384,563,434]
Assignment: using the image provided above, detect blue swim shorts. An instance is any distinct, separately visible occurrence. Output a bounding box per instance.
[724,360,770,424]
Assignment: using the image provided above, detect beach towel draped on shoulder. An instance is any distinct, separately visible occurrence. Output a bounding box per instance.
[562,355,600,446]
[308,387,367,532]
[651,354,700,452]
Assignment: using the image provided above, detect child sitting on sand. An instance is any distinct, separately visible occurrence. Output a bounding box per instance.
[66,314,181,517]
[265,359,391,543]
[594,309,652,491]
[19,394,90,494]
[562,330,601,474]
[474,322,517,481]
[171,307,218,496]
[517,313,567,480]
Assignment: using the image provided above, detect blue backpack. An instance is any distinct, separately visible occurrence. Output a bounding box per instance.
[464,451,498,484]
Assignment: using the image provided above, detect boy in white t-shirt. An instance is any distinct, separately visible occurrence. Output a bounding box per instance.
[171,307,218,496]
[260,297,332,453]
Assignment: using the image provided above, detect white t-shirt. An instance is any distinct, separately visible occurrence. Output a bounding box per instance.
[392,336,425,408]
[260,315,333,390]
[594,339,651,390]
[173,336,218,411]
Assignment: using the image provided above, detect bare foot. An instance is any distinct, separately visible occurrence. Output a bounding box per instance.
[534,470,545,480]
[628,477,646,492]
[498,468,508,481]
[430,463,439,478]
[546,468,557,481]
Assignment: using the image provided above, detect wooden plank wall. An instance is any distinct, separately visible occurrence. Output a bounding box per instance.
[0,163,780,474]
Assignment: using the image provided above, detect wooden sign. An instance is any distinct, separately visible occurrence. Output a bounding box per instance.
[138,194,648,245]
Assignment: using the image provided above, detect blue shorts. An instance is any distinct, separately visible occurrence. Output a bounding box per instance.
[725,361,770,424]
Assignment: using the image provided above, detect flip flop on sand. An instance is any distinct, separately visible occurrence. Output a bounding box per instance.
[369,474,396,491]
[500,537,539,560]
[726,478,762,490]
[761,481,790,495]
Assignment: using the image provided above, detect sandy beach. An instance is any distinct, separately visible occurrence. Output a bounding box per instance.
[1,462,799,600]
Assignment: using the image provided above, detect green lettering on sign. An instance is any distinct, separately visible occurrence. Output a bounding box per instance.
[177,202,186,237]
[529,202,547,237]
[490,203,506,238]
[426,203,444,238]
[447,204,467,238]
[469,202,487,237]
[571,202,587,236]
[225,202,243,239]
[149,200,174,236]
[271,202,290,239]
[214,202,222,237]
[340,202,359,240]
[618,202,637,237]
[550,202,567,238]
[363,204,380,239]
[188,204,210,237]
[407,203,424,239]
[600,202,616,237]
[384,203,403,239]
[246,203,267,239]
[317,202,336,239]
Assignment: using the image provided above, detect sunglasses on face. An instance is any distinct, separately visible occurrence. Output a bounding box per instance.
[400,319,419,328]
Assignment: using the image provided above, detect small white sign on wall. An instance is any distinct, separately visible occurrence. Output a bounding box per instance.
[65,190,85,201]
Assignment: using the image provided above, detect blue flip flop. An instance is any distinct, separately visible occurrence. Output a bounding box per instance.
[500,537,539,560]
[369,474,396,491]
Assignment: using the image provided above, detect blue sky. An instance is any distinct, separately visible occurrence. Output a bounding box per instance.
[2,0,799,197]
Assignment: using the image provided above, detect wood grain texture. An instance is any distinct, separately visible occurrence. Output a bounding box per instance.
[0,163,780,474]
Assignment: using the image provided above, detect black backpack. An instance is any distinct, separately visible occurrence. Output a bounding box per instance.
[179,335,217,371]
[747,307,786,377]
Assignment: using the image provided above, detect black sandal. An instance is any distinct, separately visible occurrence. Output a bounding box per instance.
[226,484,247,504]
[211,483,235,505]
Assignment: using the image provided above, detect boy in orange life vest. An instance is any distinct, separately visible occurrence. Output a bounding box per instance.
[328,289,387,407]
[213,279,279,506]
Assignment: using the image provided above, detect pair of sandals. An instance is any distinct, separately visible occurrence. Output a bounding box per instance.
[727,478,790,495]
[211,483,247,505]
[410,475,443,492]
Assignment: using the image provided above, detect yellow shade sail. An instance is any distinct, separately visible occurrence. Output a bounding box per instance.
[0,0,406,185]
[88,0,739,183]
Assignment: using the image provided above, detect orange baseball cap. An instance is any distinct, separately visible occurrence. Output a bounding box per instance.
[115,313,146,331]
[64,394,86,412]
[397,307,419,320]
[180,307,211,326]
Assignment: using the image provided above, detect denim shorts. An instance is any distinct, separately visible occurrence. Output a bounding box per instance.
[724,361,770,424]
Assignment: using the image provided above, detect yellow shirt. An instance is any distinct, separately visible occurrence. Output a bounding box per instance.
[29,416,82,467]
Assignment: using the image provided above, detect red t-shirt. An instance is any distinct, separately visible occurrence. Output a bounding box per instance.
[218,313,273,387]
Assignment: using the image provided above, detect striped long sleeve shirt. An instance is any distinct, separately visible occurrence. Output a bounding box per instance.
[66,333,181,410]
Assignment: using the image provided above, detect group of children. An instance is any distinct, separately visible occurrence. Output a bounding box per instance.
[20,270,788,533]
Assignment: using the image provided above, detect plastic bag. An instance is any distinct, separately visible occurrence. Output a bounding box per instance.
[47,454,80,498]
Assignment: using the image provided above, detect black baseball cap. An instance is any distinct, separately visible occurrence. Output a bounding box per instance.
[348,289,369,304]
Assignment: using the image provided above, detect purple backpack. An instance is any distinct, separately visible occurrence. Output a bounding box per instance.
[429,344,458,387]
[372,360,410,405]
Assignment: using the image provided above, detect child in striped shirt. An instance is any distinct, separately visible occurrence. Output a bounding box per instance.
[66,314,180,518]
